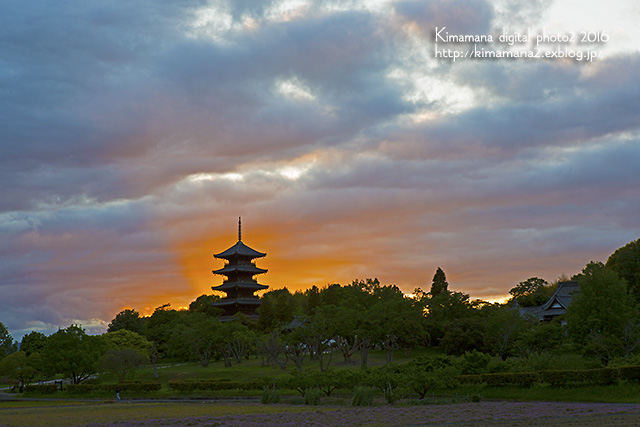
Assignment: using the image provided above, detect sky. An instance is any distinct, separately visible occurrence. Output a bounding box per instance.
[1,0,639,340]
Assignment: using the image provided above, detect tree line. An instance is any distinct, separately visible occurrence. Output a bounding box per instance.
[1,238,639,388]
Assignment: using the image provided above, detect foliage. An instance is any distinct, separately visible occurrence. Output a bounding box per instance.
[514,321,564,356]
[99,348,149,383]
[143,304,183,357]
[40,324,107,384]
[257,288,300,331]
[460,350,492,375]
[104,329,152,354]
[0,322,18,359]
[66,382,162,393]
[188,294,222,316]
[261,386,280,404]
[566,262,637,363]
[483,305,526,360]
[509,277,553,307]
[441,317,486,356]
[304,387,323,405]
[606,239,640,304]
[400,356,459,399]
[351,386,375,406]
[0,351,41,392]
[167,312,223,367]
[19,331,47,356]
[430,267,449,296]
[108,309,144,334]
[167,380,267,391]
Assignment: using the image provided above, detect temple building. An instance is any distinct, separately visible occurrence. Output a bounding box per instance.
[211,218,268,321]
[519,281,580,324]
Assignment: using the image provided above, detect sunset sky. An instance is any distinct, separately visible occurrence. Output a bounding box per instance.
[2,0,639,339]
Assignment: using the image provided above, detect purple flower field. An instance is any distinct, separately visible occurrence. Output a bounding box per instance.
[86,401,640,427]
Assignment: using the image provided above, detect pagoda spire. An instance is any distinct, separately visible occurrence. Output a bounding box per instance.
[238,216,242,241]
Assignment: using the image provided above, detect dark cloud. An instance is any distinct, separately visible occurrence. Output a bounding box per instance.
[1,1,639,338]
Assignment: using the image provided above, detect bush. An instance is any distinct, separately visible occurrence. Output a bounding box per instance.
[618,366,640,382]
[24,384,57,394]
[65,382,161,394]
[167,380,263,392]
[481,372,539,387]
[261,386,280,404]
[304,388,323,405]
[460,350,492,374]
[352,386,375,407]
[457,374,483,385]
[583,368,618,386]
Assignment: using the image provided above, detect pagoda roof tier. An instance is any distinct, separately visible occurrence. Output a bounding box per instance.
[212,264,267,275]
[212,298,263,306]
[212,281,269,291]
[214,240,266,259]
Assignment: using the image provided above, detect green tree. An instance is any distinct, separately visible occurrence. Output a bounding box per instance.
[41,325,107,384]
[257,288,299,331]
[400,356,459,399]
[509,277,554,307]
[0,351,41,392]
[20,331,47,356]
[108,309,144,334]
[566,262,637,364]
[104,329,152,354]
[482,304,527,360]
[144,304,184,358]
[99,348,148,383]
[167,312,223,367]
[606,239,640,303]
[430,267,449,296]
[188,294,222,316]
[0,322,18,359]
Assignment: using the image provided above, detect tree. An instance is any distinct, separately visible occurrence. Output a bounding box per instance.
[20,331,47,356]
[0,351,40,392]
[400,356,459,399]
[41,325,107,384]
[257,288,299,331]
[104,329,152,354]
[483,304,526,360]
[566,262,637,364]
[430,267,449,296]
[0,322,18,359]
[606,239,640,304]
[509,277,554,307]
[99,348,148,383]
[144,304,184,357]
[188,294,222,316]
[167,312,223,367]
[108,309,144,334]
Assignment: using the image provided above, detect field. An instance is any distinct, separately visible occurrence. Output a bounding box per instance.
[2,400,640,426]
[5,349,640,426]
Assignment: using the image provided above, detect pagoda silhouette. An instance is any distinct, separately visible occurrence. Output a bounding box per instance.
[211,218,268,321]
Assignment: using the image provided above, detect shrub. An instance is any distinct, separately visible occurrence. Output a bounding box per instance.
[481,372,539,387]
[167,380,262,392]
[583,368,618,385]
[66,382,161,394]
[460,350,492,374]
[618,365,640,382]
[304,387,323,405]
[261,386,280,404]
[24,384,57,394]
[352,386,375,407]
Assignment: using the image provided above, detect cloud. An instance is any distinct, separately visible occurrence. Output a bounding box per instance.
[1,0,639,338]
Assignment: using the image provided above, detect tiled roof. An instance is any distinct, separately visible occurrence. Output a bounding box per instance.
[214,240,266,259]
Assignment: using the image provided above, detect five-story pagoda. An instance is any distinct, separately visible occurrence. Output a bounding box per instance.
[211,218,268,321]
